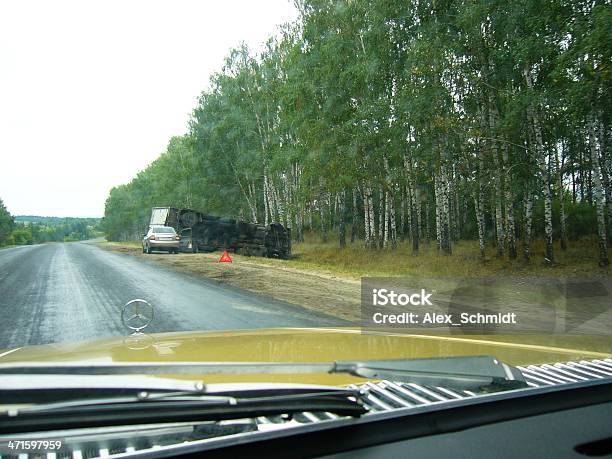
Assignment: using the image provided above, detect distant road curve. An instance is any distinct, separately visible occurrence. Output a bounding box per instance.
[0,242,345,349]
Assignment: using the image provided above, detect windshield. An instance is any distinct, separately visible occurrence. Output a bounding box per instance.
[0,0,610,384]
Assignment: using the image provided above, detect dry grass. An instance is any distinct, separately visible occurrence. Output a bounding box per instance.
[284,234,610,280]
[99,236,609,279]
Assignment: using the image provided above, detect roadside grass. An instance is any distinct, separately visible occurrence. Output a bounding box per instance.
[243,235,611,330]
[104,240,142,249]
[0,244,18,250]
[98,235,609,280]
[281,233,610,280]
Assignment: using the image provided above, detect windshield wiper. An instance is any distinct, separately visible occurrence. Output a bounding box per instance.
[333,356,528,392]
[0,355,527,392]
[0,383,366,434]
[0,356,527,434]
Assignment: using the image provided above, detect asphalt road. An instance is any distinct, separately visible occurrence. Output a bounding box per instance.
[0,242,345,350]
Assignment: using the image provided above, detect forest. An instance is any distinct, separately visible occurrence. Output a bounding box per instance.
[103,0,611,267]
[0,200,101,246]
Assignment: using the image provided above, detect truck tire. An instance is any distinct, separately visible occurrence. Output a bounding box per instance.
[180,211,199,228]
[192,242,199,254]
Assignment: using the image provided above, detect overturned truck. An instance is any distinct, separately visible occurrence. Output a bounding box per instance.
[150,207,291,259]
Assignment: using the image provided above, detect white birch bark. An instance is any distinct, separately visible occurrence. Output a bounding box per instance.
[363,185,371,246]
[378,186,385,249]
[597,118,612,243]
[399,186,406,241]
[524,188,534,261]
[588,115,609,266]
[502,142,517,258]
[556,143,568,250]
[489,97,505,257]
[363,183,376,248]
[524,67,554,264]
[270,178,283,224]
[382,156,396,249]
[351,188,358,243]
[319,182,328,242]
[263,172,270,226]
[404,153,419,254]
[435,175,442,250]
[440,165,452,254]
[476,146,486,258]
[339,189,346,248]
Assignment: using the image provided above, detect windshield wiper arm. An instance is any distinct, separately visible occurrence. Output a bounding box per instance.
[331,356,528,392]
[0,356,527,393]
[0,387,366,434]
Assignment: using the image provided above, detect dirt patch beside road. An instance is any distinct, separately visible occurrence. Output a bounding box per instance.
[97,242,361,322]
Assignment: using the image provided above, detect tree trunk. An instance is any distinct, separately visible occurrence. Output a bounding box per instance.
[383,190,390,249]
[405,155,419,255]
[418,193,423,241]
[388,188,397,249]
[440,166,452,255]
[363,183,376,249]
[489,97,505,257]
[588,115,609,266]
[363,185,371,247]
[378,186,385,249]
[411,184,420,255]
[435,175,442,251]
[320,193,328,243]
[307,202,313,231]
[453,172,460,241]
[474,193,486,259]
[339,190,346,248]
[424,199,430,245]
[523,187,534,262]
[502,143,517,259]
[383,156,397,249]
[475,149,486,259]
[556,143,568,250]
[263,172,271,226]
[399,185,406,242]
[597,118,612,243]
[571,167,576,203]
[351,188,358,243]
[435,167,451,255]
[524,68,553,264]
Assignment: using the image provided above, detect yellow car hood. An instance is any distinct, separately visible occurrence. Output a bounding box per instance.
[1,328,610,385]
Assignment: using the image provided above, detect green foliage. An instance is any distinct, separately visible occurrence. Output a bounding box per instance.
[10,227,33,245]
[3,216,101,246]
[102,0,610,263]
[0,199,14,246]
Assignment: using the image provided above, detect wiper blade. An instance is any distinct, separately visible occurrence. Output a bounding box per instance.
[332,356,528,392]
[1,386,366,434]
[0,374,362,406]
[0,355,527,393]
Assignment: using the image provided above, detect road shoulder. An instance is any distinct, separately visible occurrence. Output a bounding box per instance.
[95,241,360,322]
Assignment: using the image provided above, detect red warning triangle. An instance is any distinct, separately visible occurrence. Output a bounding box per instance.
[219,250,233,263]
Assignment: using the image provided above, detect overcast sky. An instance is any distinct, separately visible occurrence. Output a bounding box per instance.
[0,0,298,217]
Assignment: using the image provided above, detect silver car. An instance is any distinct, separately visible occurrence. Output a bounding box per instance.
[142,226,180,254]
